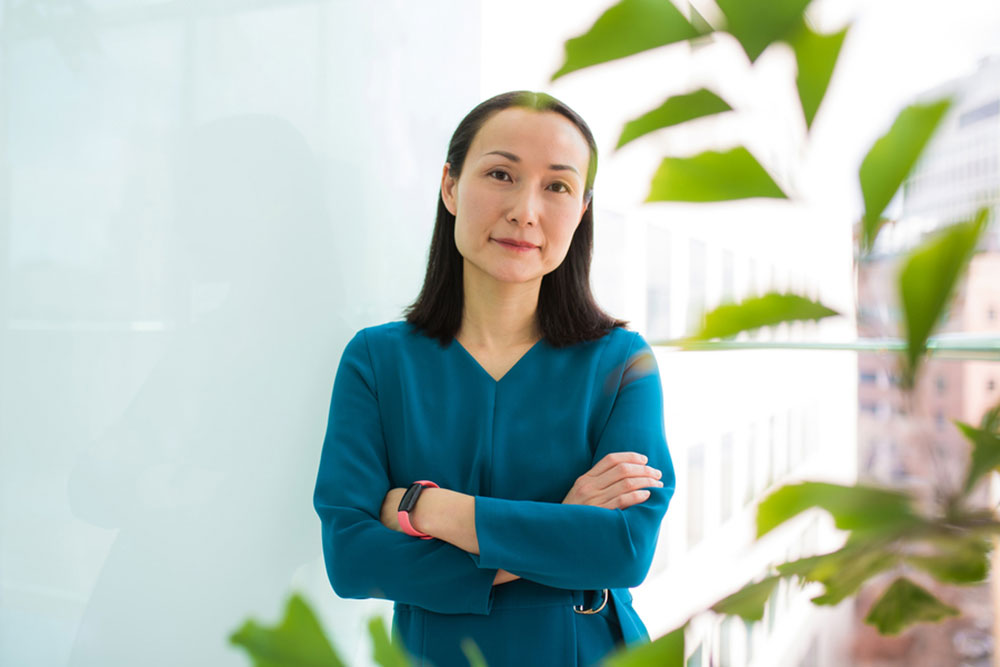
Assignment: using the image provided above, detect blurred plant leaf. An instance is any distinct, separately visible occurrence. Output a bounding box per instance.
[778,541,899,605]
[959,419,1000,492]
[460,638,487,667]
[688,292,838,341]
[757,482,921,539]
[898,209,989,387]
[647,147,787,202]
[905,535,991,584]
[369,616,411,667]
[605,622,686,667]
[229,593,346,667]
[711,575,781,621]
[716,0,812,62]
[552,0,700,80]
[980,402,1000,433]
[617,89,732,149]
[859,98,952,251]
[789,22,848,129]
[864,577,959,635]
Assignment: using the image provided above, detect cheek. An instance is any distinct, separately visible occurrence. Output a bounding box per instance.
[543,218,582,265]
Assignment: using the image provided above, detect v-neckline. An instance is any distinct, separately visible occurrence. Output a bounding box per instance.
[452,337,546,384]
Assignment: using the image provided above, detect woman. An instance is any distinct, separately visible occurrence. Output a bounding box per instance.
[313,91,676,666]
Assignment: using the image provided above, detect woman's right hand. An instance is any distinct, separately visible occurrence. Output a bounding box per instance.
[562,451,663,509]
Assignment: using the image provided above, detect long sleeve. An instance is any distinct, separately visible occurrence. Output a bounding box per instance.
[313,330,498,615]
[468,333,675,590]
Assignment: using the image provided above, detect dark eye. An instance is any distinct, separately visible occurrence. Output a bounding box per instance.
[549,182,570,193]
[488,169,512,182]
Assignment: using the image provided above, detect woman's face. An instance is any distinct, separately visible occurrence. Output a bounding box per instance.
[441,107,591,288]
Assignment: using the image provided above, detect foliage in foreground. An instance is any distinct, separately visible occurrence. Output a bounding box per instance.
[548,0,1000,663]
[232,0,999,664]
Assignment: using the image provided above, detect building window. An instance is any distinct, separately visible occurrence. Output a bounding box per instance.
[646,225,671,341]
[719,618,733,667]
[721,434,733,523]
[687,239,707,332]
[686,643,703,667]
[688,445,705,548]
[859,371,877,384]
[989,378,996,392]
[936,375,946,394]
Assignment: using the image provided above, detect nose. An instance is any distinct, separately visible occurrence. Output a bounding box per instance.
[506,186,539,227]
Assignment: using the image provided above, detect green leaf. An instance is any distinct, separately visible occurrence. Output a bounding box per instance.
[980,402,1000,433]
[711,575,781,621]
[716,0,813,62]
[617,89,732,150]
[864,577,959,635]
[229,593,346,667]
[859,99,952,251]
[899,209,989,387]
[460,638,487,667]
[368,616,411,667]
[689,292,838,341]
[647,147,787,202]
[778,542,899,605]
[959,419,1000,492]
[757,482,921,539]
[552,0,700,80]
[905,535,991,584]
[605,622,685,667]
[789,22,848,129]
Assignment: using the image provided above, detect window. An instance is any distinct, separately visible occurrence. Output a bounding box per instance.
[686,644,703,667]
[721,434,733,523]
[687,239,707,332]
[646,225,671,341]
[768,415,777,485]
[744,425,756,506]
[688,445,705,548]
[859,371,877,384]
[989,378,996,392]
[722,249,734,303]
[719,618,733,667]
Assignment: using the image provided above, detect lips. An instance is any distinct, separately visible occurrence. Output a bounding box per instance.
[493,237,538,249]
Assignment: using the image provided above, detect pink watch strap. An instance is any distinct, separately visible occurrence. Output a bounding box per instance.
[398,480,439,539]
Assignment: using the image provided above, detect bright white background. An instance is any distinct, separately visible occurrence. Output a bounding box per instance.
[2,1,999,665]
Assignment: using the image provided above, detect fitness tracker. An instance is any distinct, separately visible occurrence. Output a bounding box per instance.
[397,480,439,539]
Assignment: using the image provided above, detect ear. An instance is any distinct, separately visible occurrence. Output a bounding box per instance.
[441,163,458,216]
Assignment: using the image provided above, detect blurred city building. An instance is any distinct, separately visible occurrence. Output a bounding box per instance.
[854,54,1000,667]
[592,200,858,666]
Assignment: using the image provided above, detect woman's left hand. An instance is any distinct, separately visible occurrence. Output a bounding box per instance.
[380,487,407,532]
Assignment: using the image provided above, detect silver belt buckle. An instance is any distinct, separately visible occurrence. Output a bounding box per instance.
[573,588,609,615]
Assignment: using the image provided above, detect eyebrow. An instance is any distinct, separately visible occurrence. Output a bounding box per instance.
[483,150,581,177]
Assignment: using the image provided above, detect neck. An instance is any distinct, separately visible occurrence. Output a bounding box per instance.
[457,259,542,349]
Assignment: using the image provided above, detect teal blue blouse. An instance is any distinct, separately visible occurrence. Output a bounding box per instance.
[313,321,676,666]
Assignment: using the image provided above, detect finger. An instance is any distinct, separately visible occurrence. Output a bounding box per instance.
[601,476,663,500]
[596,489,651,510]
[588,451,649,477]
[592,462,661,491]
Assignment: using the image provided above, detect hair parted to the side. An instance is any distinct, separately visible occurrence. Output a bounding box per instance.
[403,90,628,348]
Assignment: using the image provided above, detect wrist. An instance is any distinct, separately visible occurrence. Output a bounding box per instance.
[397,481,439,538]
[410,487,443,536]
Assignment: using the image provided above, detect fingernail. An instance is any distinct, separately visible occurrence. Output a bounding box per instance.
[655,481,664,487]
[640,455,648,463]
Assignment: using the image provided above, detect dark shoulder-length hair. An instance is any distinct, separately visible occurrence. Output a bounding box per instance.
[403,90,627,348]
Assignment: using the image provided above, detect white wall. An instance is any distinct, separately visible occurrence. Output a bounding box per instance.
[0,2,480,665]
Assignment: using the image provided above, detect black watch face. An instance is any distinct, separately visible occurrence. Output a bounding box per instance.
[398,483,424,513]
